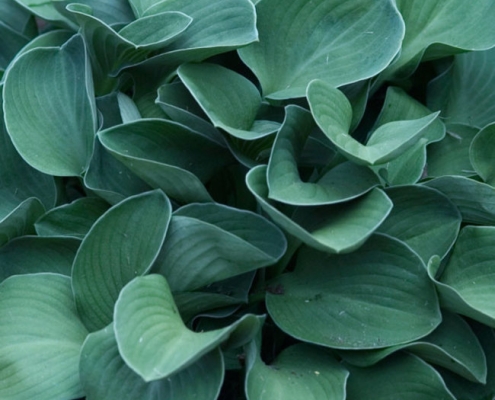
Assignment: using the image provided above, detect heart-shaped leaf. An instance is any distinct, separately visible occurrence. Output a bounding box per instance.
[0,273,88,400]
[380,0,495,82]
[345,353,456,400]
[428,48,495,129]
[35,197,110,239]
[98,119,232,203]
[266,235,441,349]
[238,0,404,99]
[72,190,171,332]
[267,105,380,205]
[245,339,348,400]
[0,236,80,282]
[377,185,461,263]
[424,176,495,225]
[247,165,392,254]
[3,34,97,176]
[80,324,224,400]
[114,274,262,381]
[178,62,279,140]
[338,310,487,383]
[307,80,439,166]
[153,203,287,292]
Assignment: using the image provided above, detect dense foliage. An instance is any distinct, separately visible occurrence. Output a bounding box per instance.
[2,0,495,399]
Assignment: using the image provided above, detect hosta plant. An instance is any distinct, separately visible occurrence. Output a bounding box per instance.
[2,0,495,399]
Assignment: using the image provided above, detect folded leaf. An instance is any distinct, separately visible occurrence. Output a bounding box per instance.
[470,123,495,185]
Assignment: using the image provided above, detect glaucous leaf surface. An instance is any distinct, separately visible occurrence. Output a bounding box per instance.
[72,190,171,332]
[266,235,441,349]
[470,123,495,185]
[0,274,88,400]
[3,34,97,176]
[80,324,224,400]
[0,198,44,247]
[239,0,404,99]
[154,203,286,292]
[114,274,262,381]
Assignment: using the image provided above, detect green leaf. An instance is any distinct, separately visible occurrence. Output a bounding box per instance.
[67,4,192,95]
[12,0,77,28]
[426,125,478,178]
[0,236,80,282]
[266,235,441,349]
[345,353,456,400]
[470,123,495,186]
[153,203,287,292]
[427,48,495,129]
[338,311,487,383]
[307,80,439,166]
[35,197,110,239]
[0,198,45,248]
[3,34,97,176]
[84,141,152,205]
[80,324,224,400]
[424,176,495,225]
[380,0,495,82]
[114,274,262,381]
[0,274,88,400]
[435,226,495,327]
[238,0,404,99]
[72,190,171,332]
[267,105,380,205]
[98,119,232,203]
[245,340,348,400]
[247,165,392,254]
[370,87,445,185]
[377,185,461,263]
[178,63,279,140]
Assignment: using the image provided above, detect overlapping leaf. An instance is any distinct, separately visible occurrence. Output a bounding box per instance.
[266,235,441,349]
[3,34,97,176]
[80,324,224,400]
[114,274,262,381]
[0,274,88,400]
[307,80,439,166]
[153,203,286,292]
[470,123,495,186]
[98,119,232,203]
[238,0,404,99]
[178,63,279,140]
[72,190,171,332]
[247,165,392,254]
[0,198,45,247]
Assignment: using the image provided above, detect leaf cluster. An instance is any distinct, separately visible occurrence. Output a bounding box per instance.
[1,0,495,399]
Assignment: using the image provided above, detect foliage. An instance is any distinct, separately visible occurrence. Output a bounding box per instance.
[1,0,495,399]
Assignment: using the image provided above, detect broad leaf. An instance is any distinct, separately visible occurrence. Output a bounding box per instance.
[114,274,262,381]
[238,0,404,99]
[178,62,279,140]
[266,235,441,349]
[470,123,495,186]
[427,48,495,129]
[0,274,88,400]
[377,185,461,263]
[80,324,224,400]
[72,190,171,332]
[3,34,97,176]
[267,105,380,205]
[245,339,348,400]
[338,311,487,383]
[380,0,495,82]
[35,197,110,239]
[153,203,287,292]
[307,80,439,166]
[247,165,392,254]
[0,198,45,247]
[435,226,495,327]
[11,0,77,28]
[98,119,232,203]
[424,176,495,225]
[0,236,80,282]
[345,353,456,400]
